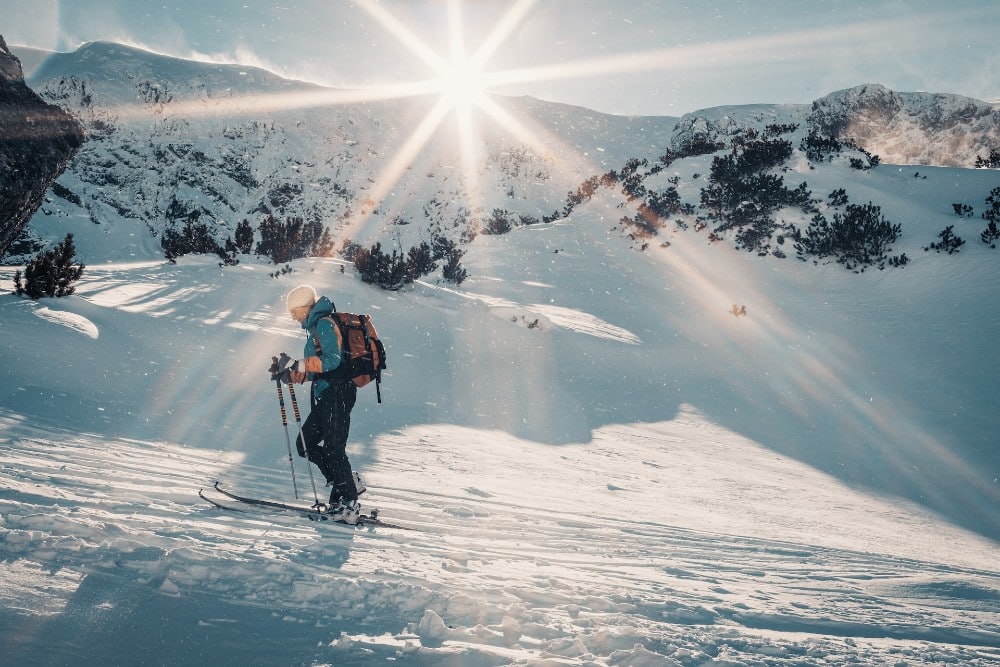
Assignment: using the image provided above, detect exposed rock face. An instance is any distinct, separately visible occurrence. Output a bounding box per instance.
[808,84,1000,167]
[669,104,809,153]
[667,84,1000,168]
[0,35,84,260]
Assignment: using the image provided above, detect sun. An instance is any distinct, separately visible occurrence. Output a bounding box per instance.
[434,55,490,114]
[351,0,534,118]
[337,0,610,240]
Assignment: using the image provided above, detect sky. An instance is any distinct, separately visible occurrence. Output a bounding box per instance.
[3,0,999,116]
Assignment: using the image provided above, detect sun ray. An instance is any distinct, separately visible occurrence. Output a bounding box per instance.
[340,96,455,243]
[331,0,545,245]
[353,0,448,73]
[103,8,946,129]
[477,14,943,93]
[466,0,537,70]
[474,95,550,157]
[446,0,466,66]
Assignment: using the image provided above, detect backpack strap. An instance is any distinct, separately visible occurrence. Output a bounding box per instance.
[356,315,383,403]
[309,315,348,381]
[310,300,338,358]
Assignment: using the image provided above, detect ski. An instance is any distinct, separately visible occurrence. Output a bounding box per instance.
[199,487,241,511]
[203,481,410,529]
[200,487,338,522]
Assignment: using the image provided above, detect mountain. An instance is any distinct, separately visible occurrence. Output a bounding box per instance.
[12,41,676,263]
[667,84,1000,169]
[809,83,1000,167]
[2,40,1000,666]
[9,42,998,269]
[4,44,53,78]
[0,36,83,260]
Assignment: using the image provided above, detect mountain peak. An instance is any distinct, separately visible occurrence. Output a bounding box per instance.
[0,34,24,83]
[29,40,321,104]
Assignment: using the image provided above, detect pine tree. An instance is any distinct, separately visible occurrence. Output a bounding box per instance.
[14,234,85,299]
[442,247,468,285]
[405,241,437,278]
[312,226,335,257]
[974,149,1000,169]
[234,219,254,254]
[926,225,965,254]
[981,221,1000,248]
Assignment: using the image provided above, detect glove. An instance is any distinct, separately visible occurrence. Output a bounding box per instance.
[269,353,300,381]
[276,367,307,384]
[289,369,307,384]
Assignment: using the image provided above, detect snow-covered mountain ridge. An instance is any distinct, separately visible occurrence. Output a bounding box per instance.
[16,41,676,262]
[12,41,1000,265]
[672,84,1000,168]
[809,83,1000,167]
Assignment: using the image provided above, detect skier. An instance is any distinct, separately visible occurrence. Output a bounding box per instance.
[273,284,361,524]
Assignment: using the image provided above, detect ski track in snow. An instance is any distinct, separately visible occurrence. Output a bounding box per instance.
[3,413,1000,665]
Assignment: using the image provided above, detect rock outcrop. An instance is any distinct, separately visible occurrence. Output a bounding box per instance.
[0,35,83,260]
[808,84,1000,167]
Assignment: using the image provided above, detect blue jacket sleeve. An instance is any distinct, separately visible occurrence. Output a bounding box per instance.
[303,317,342,375]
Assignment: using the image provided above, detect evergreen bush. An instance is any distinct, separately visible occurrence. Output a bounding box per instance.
[794,203,901,270]
[925,225,965,254]
[14,234,85,299]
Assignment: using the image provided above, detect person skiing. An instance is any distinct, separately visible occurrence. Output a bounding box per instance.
[272,284,362,524]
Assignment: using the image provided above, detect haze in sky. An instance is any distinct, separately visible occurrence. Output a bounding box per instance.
[3,0,998,116]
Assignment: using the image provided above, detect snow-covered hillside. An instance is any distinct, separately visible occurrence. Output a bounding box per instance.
[809,84,1000,167]
[3,154,1000,663]
[3,38,1000,667]
[14,41,676,263]
[12,41,999,269]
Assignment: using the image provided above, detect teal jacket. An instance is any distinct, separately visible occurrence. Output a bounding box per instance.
[300,296,343,398]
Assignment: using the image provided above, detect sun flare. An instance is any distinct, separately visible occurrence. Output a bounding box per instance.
[434,56,490,112]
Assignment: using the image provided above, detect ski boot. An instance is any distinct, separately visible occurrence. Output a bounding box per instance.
[329,498,361,525]
[353,471,367,496]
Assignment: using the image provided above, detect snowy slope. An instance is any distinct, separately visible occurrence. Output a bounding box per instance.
[3,173,1000,664]
[15,41,677,263]
[3,39,1000,667]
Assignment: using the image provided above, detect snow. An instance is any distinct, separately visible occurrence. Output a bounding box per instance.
[2,39,1000,667]
[14,41,679,266]
[3,189,1000,665]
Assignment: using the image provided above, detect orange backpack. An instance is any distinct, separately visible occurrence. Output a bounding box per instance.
[312,310,387,402]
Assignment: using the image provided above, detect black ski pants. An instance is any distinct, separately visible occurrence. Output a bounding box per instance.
[296,380,358,502]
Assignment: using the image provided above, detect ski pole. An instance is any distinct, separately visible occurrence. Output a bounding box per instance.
[287,382,322,509]
[275,380,300,499]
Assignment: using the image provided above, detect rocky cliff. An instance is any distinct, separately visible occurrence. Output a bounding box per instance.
[0,35,83,260]
[668,84,1000,168]
[807,84,1000,167]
